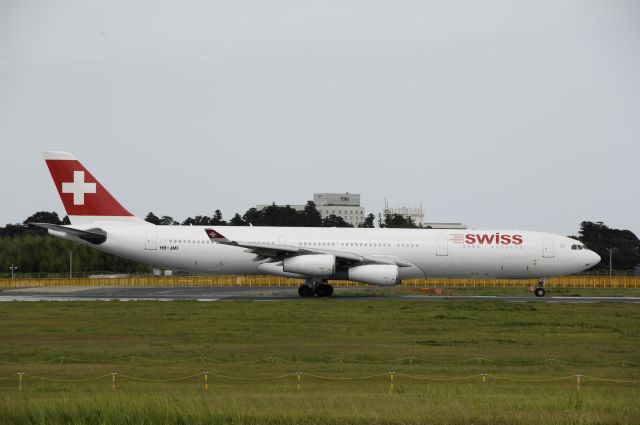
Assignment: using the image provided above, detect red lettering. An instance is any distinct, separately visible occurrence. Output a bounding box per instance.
[465,233,523,245]
[476,234,495,244]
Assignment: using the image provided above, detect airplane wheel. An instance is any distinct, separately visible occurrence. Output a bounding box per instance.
[298,285,313,297]
[316,285,334,297]
[534,287,546,297]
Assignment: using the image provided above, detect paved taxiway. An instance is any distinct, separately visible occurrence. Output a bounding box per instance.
[1,286,639,303]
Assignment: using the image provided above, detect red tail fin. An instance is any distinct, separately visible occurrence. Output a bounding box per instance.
[43,151,135,223]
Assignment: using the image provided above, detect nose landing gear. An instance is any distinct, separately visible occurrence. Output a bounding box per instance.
[534,278,546,297]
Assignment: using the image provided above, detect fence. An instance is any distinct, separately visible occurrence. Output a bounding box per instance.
[2,366,639,393]
[0,275,639,288]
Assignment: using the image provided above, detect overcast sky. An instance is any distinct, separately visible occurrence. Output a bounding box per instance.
[1,0,638,235]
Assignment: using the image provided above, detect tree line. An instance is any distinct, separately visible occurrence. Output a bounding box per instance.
[143,202,390,228]
[0,212,150,276]
[0,206,637,274]
[573,221,640,271]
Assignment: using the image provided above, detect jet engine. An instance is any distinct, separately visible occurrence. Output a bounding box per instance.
[283,254,336,276]
[348,264,399,286]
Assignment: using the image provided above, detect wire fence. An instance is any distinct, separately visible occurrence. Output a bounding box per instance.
[1,275,639,288]
[1,370,638,393]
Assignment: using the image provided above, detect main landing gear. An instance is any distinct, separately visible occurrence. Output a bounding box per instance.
[298,278,334,297]
[534,278,546,297]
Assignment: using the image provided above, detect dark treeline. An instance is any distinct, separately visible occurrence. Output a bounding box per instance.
[574,221,640,270]
[0,211,150,276]
[145,202,384,228]
[0,206,637,274]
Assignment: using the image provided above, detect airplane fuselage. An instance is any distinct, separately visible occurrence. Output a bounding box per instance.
[60,224,599,281]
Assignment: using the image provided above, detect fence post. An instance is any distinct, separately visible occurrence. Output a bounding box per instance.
[18,372,23,391]
[481,372,486,383]
[111,371,117,391]
[297,372,301,391]
[389,371,395,393]
[576,372,581,391]
[203,370,209,391]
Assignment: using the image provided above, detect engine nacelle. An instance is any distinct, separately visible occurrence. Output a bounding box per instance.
[348,264,399,286]
[283,254,336,277]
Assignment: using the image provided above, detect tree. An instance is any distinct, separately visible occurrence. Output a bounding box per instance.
[145,212,161,225]
[182,215,209,226]
[0,223,28,238]
[300,201,323,227]
[229,213,246,226]
[210,210,227,225]
[576,221,640,270]
[381,213,418,228]
[242,208,263,226]
[159,216,178,225]
[259,204,301,226]
[358,213,376,228]
[181,217,196,226]
[23,211,64,225]
[322,214,353,228]
[146,213,179,225]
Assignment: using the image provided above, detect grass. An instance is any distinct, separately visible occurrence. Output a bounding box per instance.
[0,300,639,424]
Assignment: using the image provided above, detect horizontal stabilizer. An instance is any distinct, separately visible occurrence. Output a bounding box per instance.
[30,223,107,244]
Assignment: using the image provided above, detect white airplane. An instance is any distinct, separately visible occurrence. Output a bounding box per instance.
[35,151,600,297]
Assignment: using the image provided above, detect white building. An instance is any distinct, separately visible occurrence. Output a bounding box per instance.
[313,193,365,227]
[257,193,365,227]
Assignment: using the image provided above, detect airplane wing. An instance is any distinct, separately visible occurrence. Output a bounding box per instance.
[30,223,107,244]
[204,228,413,267]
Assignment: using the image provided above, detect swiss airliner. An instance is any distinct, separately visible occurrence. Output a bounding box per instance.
[35,151,600,297]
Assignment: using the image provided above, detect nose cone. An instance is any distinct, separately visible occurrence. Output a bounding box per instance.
[587,251,601,267]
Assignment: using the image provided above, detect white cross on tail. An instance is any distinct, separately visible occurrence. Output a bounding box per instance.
[62,171,96,205]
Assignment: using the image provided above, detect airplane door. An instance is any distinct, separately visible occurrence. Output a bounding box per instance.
[436,237,448,256]
[145,231,157,250]
[542,238,554,258]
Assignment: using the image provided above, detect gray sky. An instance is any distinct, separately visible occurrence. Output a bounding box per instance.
[1,0,638,235]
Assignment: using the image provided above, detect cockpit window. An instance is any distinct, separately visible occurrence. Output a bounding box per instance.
[571,245,578,250]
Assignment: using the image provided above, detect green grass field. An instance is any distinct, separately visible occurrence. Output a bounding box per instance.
[1,300,639,424]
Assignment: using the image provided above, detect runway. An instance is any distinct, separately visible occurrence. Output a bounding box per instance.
[1,286,639,303]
